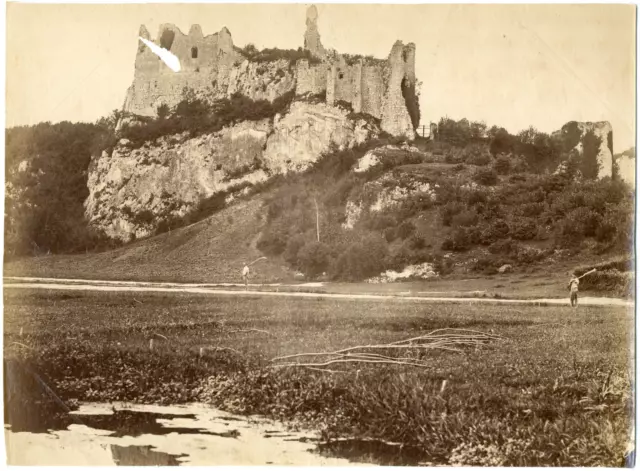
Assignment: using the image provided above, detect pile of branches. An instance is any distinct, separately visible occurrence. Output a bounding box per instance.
[270,328,503,370]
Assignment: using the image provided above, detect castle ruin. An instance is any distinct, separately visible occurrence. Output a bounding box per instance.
[123,5,419,139]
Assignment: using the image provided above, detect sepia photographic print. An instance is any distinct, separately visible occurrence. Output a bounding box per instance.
[3,2,637,467]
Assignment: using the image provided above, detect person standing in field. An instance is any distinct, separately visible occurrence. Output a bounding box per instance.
[568,274,580,307]
[242,263,250,291]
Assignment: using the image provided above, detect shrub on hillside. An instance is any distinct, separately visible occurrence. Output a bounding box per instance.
[451,210,479,228]
[120,91,295,150]
[466,190,487,205]
[384,227,397,243]
[297,241,332,278]
[331,235,388,281]
[576,270,633,297]
[283,233,306,266]
[241,46,321,66]
[480,220,510,245]
[386,243,433,270]
[441,227,480,252]
[473,256,510,275]
[488,239,519,255]
[396,221,416,240]
[473,168,498,186]
[493,156,511,175]
[362,212,397,231]
[256,221,290,255]
[509,218,538,241]
[558,207,603,247]
[396,191,435,220]
[467,152,492,166]
[440,201,466,226]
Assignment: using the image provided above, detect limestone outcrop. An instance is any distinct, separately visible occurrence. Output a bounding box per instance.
[86,103,379,240]
[263,102,379,174]
[85,120,271,241]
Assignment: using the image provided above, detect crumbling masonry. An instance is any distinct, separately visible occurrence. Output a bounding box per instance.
[123,5,419,139]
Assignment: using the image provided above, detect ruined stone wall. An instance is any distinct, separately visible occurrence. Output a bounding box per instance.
[124,23,295,118]
[334,63,358,105]
[326,64,337,106]
[380,41,416,139]
[125,5,419,138]
[361,66,384,118]
[295,61,327,96]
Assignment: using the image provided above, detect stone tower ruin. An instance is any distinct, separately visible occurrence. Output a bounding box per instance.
[122,5,420,139]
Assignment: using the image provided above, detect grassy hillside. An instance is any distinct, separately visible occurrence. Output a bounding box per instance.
[4,198,292,283]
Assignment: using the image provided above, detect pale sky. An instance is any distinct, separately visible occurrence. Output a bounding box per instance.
[6,3,637,152]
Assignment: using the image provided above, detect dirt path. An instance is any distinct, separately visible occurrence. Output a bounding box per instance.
[3,277,633,307]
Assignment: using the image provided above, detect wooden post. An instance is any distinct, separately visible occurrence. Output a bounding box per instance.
[19,327,23,337]
[149,339,154,351]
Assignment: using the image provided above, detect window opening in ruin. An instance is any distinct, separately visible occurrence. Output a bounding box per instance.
[191,47,198,59]
[338,72,344,79]
[160,29,175,51]
[402,50,408,63]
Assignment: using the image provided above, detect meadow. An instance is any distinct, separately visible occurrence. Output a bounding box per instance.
[4,289,634,466]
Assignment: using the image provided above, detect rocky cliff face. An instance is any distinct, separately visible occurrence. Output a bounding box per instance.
[86,102,379,240]
[263,102,378,173]
[85,120,271,241]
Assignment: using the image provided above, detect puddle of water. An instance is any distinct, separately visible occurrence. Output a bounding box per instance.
[4,361,426,466]
[315,438,429,466]
[4,401,373,466]
[111,444,187,466]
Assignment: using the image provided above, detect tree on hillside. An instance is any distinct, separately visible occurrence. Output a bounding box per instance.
[517,126,538,145]
[470,121,487,139]
[489,128,514,157]
[5,121,112,257]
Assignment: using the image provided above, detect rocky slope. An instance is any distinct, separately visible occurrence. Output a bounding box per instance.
[86,102,378,241]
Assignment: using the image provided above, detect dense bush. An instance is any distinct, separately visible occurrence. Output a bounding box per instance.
[120,90,295,150]
[297,241,332,278]
[493,155,511,174]
[238,45,321,66]
[509,218,538,241]
[5,117,120,257]
[396,221,416,239]
[331,235,388,281]
[474,168,499,186]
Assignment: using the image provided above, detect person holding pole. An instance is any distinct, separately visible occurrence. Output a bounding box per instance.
[568,274,580,307]
[242,263,250,291]
[568,268,596,307]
